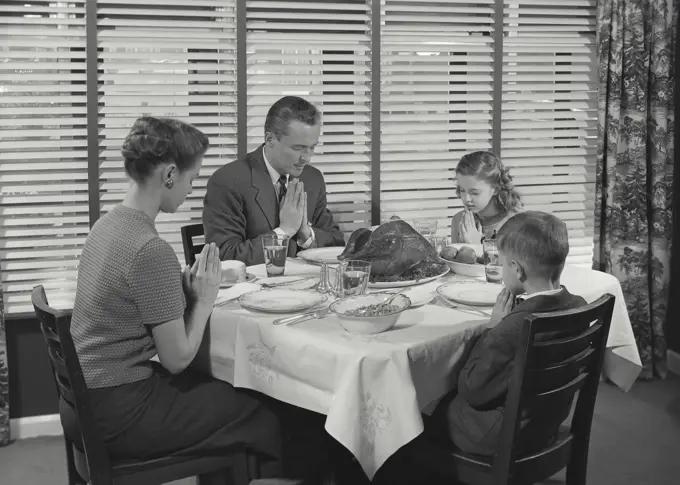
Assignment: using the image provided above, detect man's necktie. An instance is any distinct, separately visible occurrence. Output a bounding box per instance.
[277,175,287,205]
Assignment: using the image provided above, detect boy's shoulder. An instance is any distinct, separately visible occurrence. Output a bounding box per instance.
[496,288,585,325]
[555,287,588,308]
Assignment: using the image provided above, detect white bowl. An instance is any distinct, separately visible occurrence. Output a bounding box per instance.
[330,293,411,335]
[439,243,486,277]
[221,260,248,284]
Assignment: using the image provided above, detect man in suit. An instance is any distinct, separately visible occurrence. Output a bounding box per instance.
[203,96,345,265]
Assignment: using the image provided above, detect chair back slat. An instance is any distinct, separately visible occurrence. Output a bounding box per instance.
[44,344,76,405]
[530,321,600,365]
[521,301,606,334]
[532,372,589,406]
[491,294,615,485]
[32,286,114,485]
[181,223,205,266]
[527,346,596,395]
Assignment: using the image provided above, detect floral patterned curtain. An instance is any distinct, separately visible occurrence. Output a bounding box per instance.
[594,0,677,378]
[0,281,9,445]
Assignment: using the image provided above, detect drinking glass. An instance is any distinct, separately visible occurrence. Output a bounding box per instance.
[414,219,438,237]
[261,234,290,277]
[335,260,371,298]
[427,236,448,256]
[482,238,503,283]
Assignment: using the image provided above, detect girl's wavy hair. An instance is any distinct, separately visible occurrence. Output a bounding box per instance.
[455,151,522,212]
[121,117,209,184]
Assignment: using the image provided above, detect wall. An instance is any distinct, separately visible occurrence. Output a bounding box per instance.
[6,316,58,418]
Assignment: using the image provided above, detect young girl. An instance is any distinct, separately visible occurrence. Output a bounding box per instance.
[450,151,523,243]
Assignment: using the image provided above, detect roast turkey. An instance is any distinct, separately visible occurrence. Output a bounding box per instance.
[338,220,448,282]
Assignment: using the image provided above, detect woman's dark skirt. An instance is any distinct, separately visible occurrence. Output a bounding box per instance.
[61,364,282,474]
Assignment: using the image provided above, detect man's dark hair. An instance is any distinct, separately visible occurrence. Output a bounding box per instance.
[264,96,321,140]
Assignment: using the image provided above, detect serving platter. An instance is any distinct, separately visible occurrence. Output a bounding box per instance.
[368,267,450,289]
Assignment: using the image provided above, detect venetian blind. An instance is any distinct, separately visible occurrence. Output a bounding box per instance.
[380,0,496,236]
[0,1,88,314]
[502,0,598,267]
[245,0,372,239]
[97,0,237,257]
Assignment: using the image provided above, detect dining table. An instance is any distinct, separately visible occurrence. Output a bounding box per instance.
[193,258,642,480]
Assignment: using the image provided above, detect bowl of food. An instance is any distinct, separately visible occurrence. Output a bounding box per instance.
[329,293,411,335]
[438,243,486,277]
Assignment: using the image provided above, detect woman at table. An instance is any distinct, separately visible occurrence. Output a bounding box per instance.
[450,151,523,243]
[65,117,283,475]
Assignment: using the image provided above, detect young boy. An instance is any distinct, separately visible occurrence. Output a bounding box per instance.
[431,210,587,456]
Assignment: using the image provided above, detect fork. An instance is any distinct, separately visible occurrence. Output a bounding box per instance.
[356,288,407,316]
[273,306,331,326]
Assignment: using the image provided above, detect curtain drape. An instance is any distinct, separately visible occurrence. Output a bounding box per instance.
[594,0,677,378]
[664,3,680,367]
[0,283,9,446]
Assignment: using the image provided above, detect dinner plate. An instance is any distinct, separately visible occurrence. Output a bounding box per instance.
[238,289,328,313]
[297,247,344,265]
[368,266,450,289]
[258,275,318,290]
[220,273,257,288]
[436,282,501,307]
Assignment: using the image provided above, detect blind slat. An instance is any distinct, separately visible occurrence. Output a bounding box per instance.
[93,0,238,301]
[0,1,88,314]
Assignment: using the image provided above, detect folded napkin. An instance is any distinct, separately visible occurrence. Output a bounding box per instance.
[215,282,261,306]
[402,282,439,306]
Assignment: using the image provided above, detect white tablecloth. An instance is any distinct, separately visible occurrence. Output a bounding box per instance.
[195,259,641,479]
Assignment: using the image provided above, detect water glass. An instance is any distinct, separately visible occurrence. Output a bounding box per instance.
[262,234,290,277]
[335,260,371,298]
[427,236,448,256]
[414,219,438,237]
[482,238,503,283]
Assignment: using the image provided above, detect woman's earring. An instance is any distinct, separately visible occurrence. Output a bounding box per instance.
[165,179,173,188]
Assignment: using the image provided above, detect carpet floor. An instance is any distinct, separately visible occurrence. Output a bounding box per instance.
[1,375,679,485]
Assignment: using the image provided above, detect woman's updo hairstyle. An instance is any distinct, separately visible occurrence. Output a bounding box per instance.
[121,117,209,184]
[455,151,522,213]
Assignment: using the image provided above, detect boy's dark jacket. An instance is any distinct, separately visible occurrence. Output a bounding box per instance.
[441,288,587,456]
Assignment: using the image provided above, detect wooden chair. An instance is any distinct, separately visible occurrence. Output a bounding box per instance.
[31,285,258,485]
[411,294,615,485]
[181,223,205,266]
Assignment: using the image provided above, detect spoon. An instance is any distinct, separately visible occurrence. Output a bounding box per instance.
[357,288,406,316]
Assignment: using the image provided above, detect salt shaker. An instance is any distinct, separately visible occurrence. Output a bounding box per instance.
[316,263,333,294]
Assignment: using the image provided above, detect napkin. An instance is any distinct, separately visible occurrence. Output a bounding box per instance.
[215,282,261,306]
[401,284,436,306]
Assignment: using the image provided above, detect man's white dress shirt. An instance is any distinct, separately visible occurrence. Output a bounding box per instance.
[262,150,315,249]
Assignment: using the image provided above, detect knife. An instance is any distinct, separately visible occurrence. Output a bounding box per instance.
[436,295,491,317]
[214,295,241,308]
[273,306,330,326]
[261,277,314,289]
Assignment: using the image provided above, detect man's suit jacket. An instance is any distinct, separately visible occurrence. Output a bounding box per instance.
[203,145,345,266]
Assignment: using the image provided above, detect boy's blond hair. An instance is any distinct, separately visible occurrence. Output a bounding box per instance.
[496,211,569,282]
